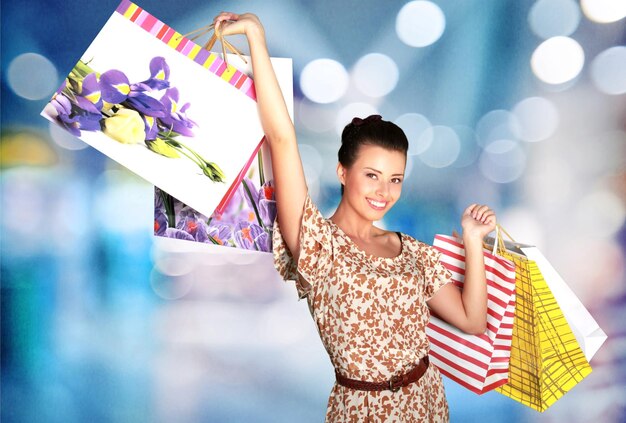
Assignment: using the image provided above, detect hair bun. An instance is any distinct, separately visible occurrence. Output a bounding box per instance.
[351,114,382,127]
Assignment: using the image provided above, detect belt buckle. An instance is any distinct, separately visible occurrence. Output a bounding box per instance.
[388,374,401,392]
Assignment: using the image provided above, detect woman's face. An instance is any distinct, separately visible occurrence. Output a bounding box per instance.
[337,144,406,222]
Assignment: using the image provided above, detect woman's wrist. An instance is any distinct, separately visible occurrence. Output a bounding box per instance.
[246,23,266,43]
[462,233,484,249]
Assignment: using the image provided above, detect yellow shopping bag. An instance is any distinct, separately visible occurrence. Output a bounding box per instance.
[493,227,592,412]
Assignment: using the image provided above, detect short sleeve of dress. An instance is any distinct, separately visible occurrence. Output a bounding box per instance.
[272,194,333,300]
[421,243,454,301]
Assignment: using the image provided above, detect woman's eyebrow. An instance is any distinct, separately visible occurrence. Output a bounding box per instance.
[364,167,404,177]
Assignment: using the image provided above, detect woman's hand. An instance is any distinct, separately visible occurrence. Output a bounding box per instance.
[212,12,264,38]
[461,204,497,241]
[429,204,496,335]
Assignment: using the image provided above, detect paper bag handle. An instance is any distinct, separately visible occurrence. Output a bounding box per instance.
[484,224,509,257]
[496,224,516,243]
[178,23,248,67]
[488,224,520,256]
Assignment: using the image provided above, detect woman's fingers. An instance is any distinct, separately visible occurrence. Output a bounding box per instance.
[480,211,496,224]
[463,203,478,216]
[472,205,490,220]
[213,12,239,33]
[214,12,239,24]
[464,204,497,224]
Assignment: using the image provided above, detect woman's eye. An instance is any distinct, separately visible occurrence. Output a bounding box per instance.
[392,178,403,184]
[367,173,378,179]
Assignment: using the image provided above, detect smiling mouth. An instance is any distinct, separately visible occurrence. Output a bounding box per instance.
[367,198,387,210]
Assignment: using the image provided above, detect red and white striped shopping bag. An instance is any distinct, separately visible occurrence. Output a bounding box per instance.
[426,233,516,394]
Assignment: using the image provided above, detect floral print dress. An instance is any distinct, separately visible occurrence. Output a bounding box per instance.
[273,195,453,422]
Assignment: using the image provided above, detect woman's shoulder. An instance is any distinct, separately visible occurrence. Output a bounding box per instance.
[301,194,332,230]
[397,232,438,255]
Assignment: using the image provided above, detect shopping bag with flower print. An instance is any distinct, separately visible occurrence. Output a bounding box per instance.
[151,36,293,253]
[487,227,593,412]
[426,228,516,394]
[41,0,292,221]
[154,139,278,253]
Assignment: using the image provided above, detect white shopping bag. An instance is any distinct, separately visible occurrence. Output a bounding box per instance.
[484,231,607,362]
[519,246,607,362]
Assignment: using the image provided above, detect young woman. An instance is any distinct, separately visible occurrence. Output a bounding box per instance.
[213,12,496,422]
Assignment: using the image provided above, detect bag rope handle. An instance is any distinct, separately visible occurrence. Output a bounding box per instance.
[177,22,248,67]
[490,224,518,257]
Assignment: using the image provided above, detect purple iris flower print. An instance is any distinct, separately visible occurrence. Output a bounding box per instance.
[155,188,165,211]
[242,178,260,208]
[154,210,168,236]
[242,178,277,229]
[254,231,270,252]
[126,93,167,118]
[81,73,103,110]
[143,115,159,140]
[100,69,166,117]
[234,221,269,251]
[48,92,72,119]
[258,181,277,228]
[154,178,275,251]
[207,223,232,246]
[99,70,131,104]
[140,57,171,90]
[98,57,170,117]
[165,227,195,241]
[213,185,245,225]
[46,56,224,183]
[48,92,102,136]
[154,193,168,236]
[176,209,210,243]
[159,88,196,136]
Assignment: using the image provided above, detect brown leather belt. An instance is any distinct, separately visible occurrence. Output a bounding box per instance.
[335,356,429,392]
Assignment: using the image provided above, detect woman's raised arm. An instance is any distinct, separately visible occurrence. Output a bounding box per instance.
[214,13,308,259]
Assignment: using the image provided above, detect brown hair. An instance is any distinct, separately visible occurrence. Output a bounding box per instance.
[338,115,409,194]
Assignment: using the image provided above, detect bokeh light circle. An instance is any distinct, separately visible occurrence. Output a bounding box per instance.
[590,46,626,95]
[575,190,626,238]
[512,96,560,142]
[396,1,446,47]
[154,254,195,277]
[394,113,432,155]
[581,0,626,23]
[531,36,585,84]
[499,207,545,250]
[353,53,399,98]
[479,139,526,183]
[526,158,573,209]
[529,0,581,39]
[300,59,349,104]
[150,268,194,300]
[475,110,521,148]
[7,53,59,100]
[404,154,416,179]
[451,125,481,168]
[335,102,379,135]
[417,126,460,168]
[298,99,337,133]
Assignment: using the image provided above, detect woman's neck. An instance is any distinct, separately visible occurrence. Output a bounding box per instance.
[330,198,379,240]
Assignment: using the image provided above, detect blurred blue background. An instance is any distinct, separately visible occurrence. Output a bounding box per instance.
[2,0,625,421]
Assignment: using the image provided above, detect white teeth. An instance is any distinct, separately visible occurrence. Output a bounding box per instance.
[368,199,386,208]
